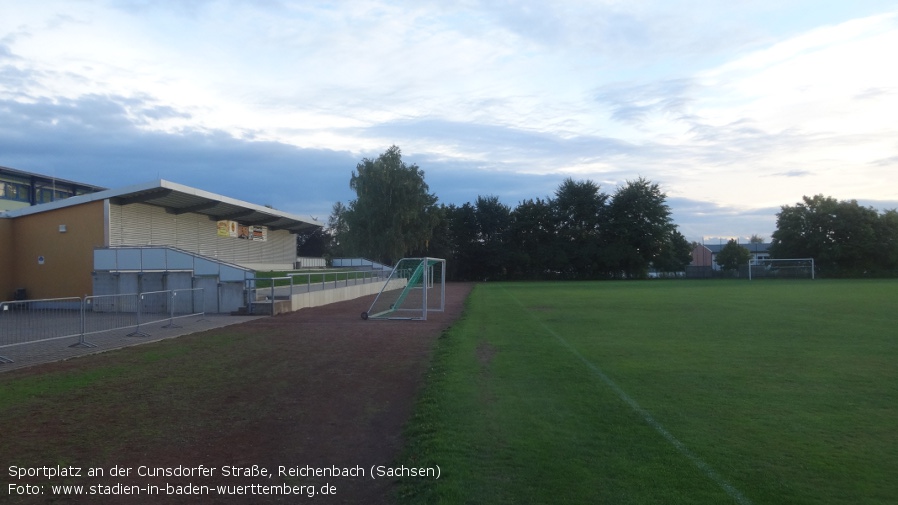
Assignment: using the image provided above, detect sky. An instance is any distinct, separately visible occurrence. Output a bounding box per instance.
[2,0,897,243]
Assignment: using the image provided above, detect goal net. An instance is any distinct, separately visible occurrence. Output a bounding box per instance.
[748,258,815,280]
[363,257,446,320]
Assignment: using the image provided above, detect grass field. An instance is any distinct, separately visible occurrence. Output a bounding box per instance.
[397,279,898,504]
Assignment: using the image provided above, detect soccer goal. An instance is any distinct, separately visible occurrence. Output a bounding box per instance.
[748,258,815,280]
[362,257,446,320]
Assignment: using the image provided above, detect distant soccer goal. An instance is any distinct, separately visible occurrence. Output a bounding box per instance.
[748,258,815,280]
[362,257,446,320]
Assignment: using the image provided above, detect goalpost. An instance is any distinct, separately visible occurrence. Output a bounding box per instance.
[748,258,815,280]
[362,257,446,320]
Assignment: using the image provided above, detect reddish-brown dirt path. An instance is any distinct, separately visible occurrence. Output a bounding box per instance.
[1,283,473,505]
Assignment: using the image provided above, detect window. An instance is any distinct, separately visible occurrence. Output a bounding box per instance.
[0,182,31,202]
[37,188,72,203]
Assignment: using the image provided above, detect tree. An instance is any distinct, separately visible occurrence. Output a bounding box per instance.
[875,209,898,273]
[604,177,676,278]
[326,201,349,259]
[552,178,607,278]
[749,234,765,244]
[442,202,479,281]
[770,195,879,276]
[437,197,512,281]
[508,197,558,279]
[415,204,452,260]
[716,239,751,272]
[296,227,328,258]
[340,146,438,264]
[653,229,693,274]
[472,195,511,279]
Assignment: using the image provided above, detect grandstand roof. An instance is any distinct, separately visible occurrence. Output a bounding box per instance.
[0,179,322,233]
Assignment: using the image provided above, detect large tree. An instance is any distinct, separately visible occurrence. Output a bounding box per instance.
[472,195,512,279]
[875,209,898,272]
[507,197,558,279]
[604,177,677,278]
[770,195,880,276]
[552,178,607,278]
[415,204,452,261]
[296,227,328,258]
[438,196,513,281]
[338,146,438,264]
[440,201,485,281]
[653,229,693,274]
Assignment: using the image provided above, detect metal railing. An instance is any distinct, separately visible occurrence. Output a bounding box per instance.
[0,288,205,364]
[245,270,389,314]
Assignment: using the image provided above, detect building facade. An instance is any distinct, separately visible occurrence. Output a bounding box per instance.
[688,241,771,277]
[1,172,321,311]
[1,166,105,211]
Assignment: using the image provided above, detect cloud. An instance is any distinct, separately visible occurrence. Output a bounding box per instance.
[0,92,359,217]
[2,2,897,242]
[0,42,18,61]
[595,78,696,125]
[667,197,781,242]
[357,117,638,165]
[857,198,898,212]
[854,87,894,100]
[871,156,898,167]
[772,170,812,178]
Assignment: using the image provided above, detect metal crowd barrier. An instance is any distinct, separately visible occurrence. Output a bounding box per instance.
[0,288,205,364]
[0,297,82,363]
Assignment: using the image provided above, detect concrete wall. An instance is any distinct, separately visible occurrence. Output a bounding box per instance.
[7,201,105,299]
[289,280,391,312]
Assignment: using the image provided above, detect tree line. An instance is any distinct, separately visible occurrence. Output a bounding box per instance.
[770,195,898,277]
[295,147,898,279]
[319,146,692,281]
[702,196,898,277]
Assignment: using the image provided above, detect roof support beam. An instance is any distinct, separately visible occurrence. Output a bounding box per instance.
[211,209,255,221]
[114,188,174,205]
[240,215,282,226]
[168,200,221,215]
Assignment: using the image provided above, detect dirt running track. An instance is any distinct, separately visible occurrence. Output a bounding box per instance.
[2,283,473,505]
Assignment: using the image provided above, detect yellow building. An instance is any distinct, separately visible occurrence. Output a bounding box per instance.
[1,175,321,312]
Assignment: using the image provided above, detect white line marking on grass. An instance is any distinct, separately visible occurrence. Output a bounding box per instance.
[504,289,753,505]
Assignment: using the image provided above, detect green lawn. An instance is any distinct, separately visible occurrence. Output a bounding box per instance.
[397,280,898,504]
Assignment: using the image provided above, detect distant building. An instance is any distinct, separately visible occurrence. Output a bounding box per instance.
[0,166,106,211]
[688,241,771,276]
